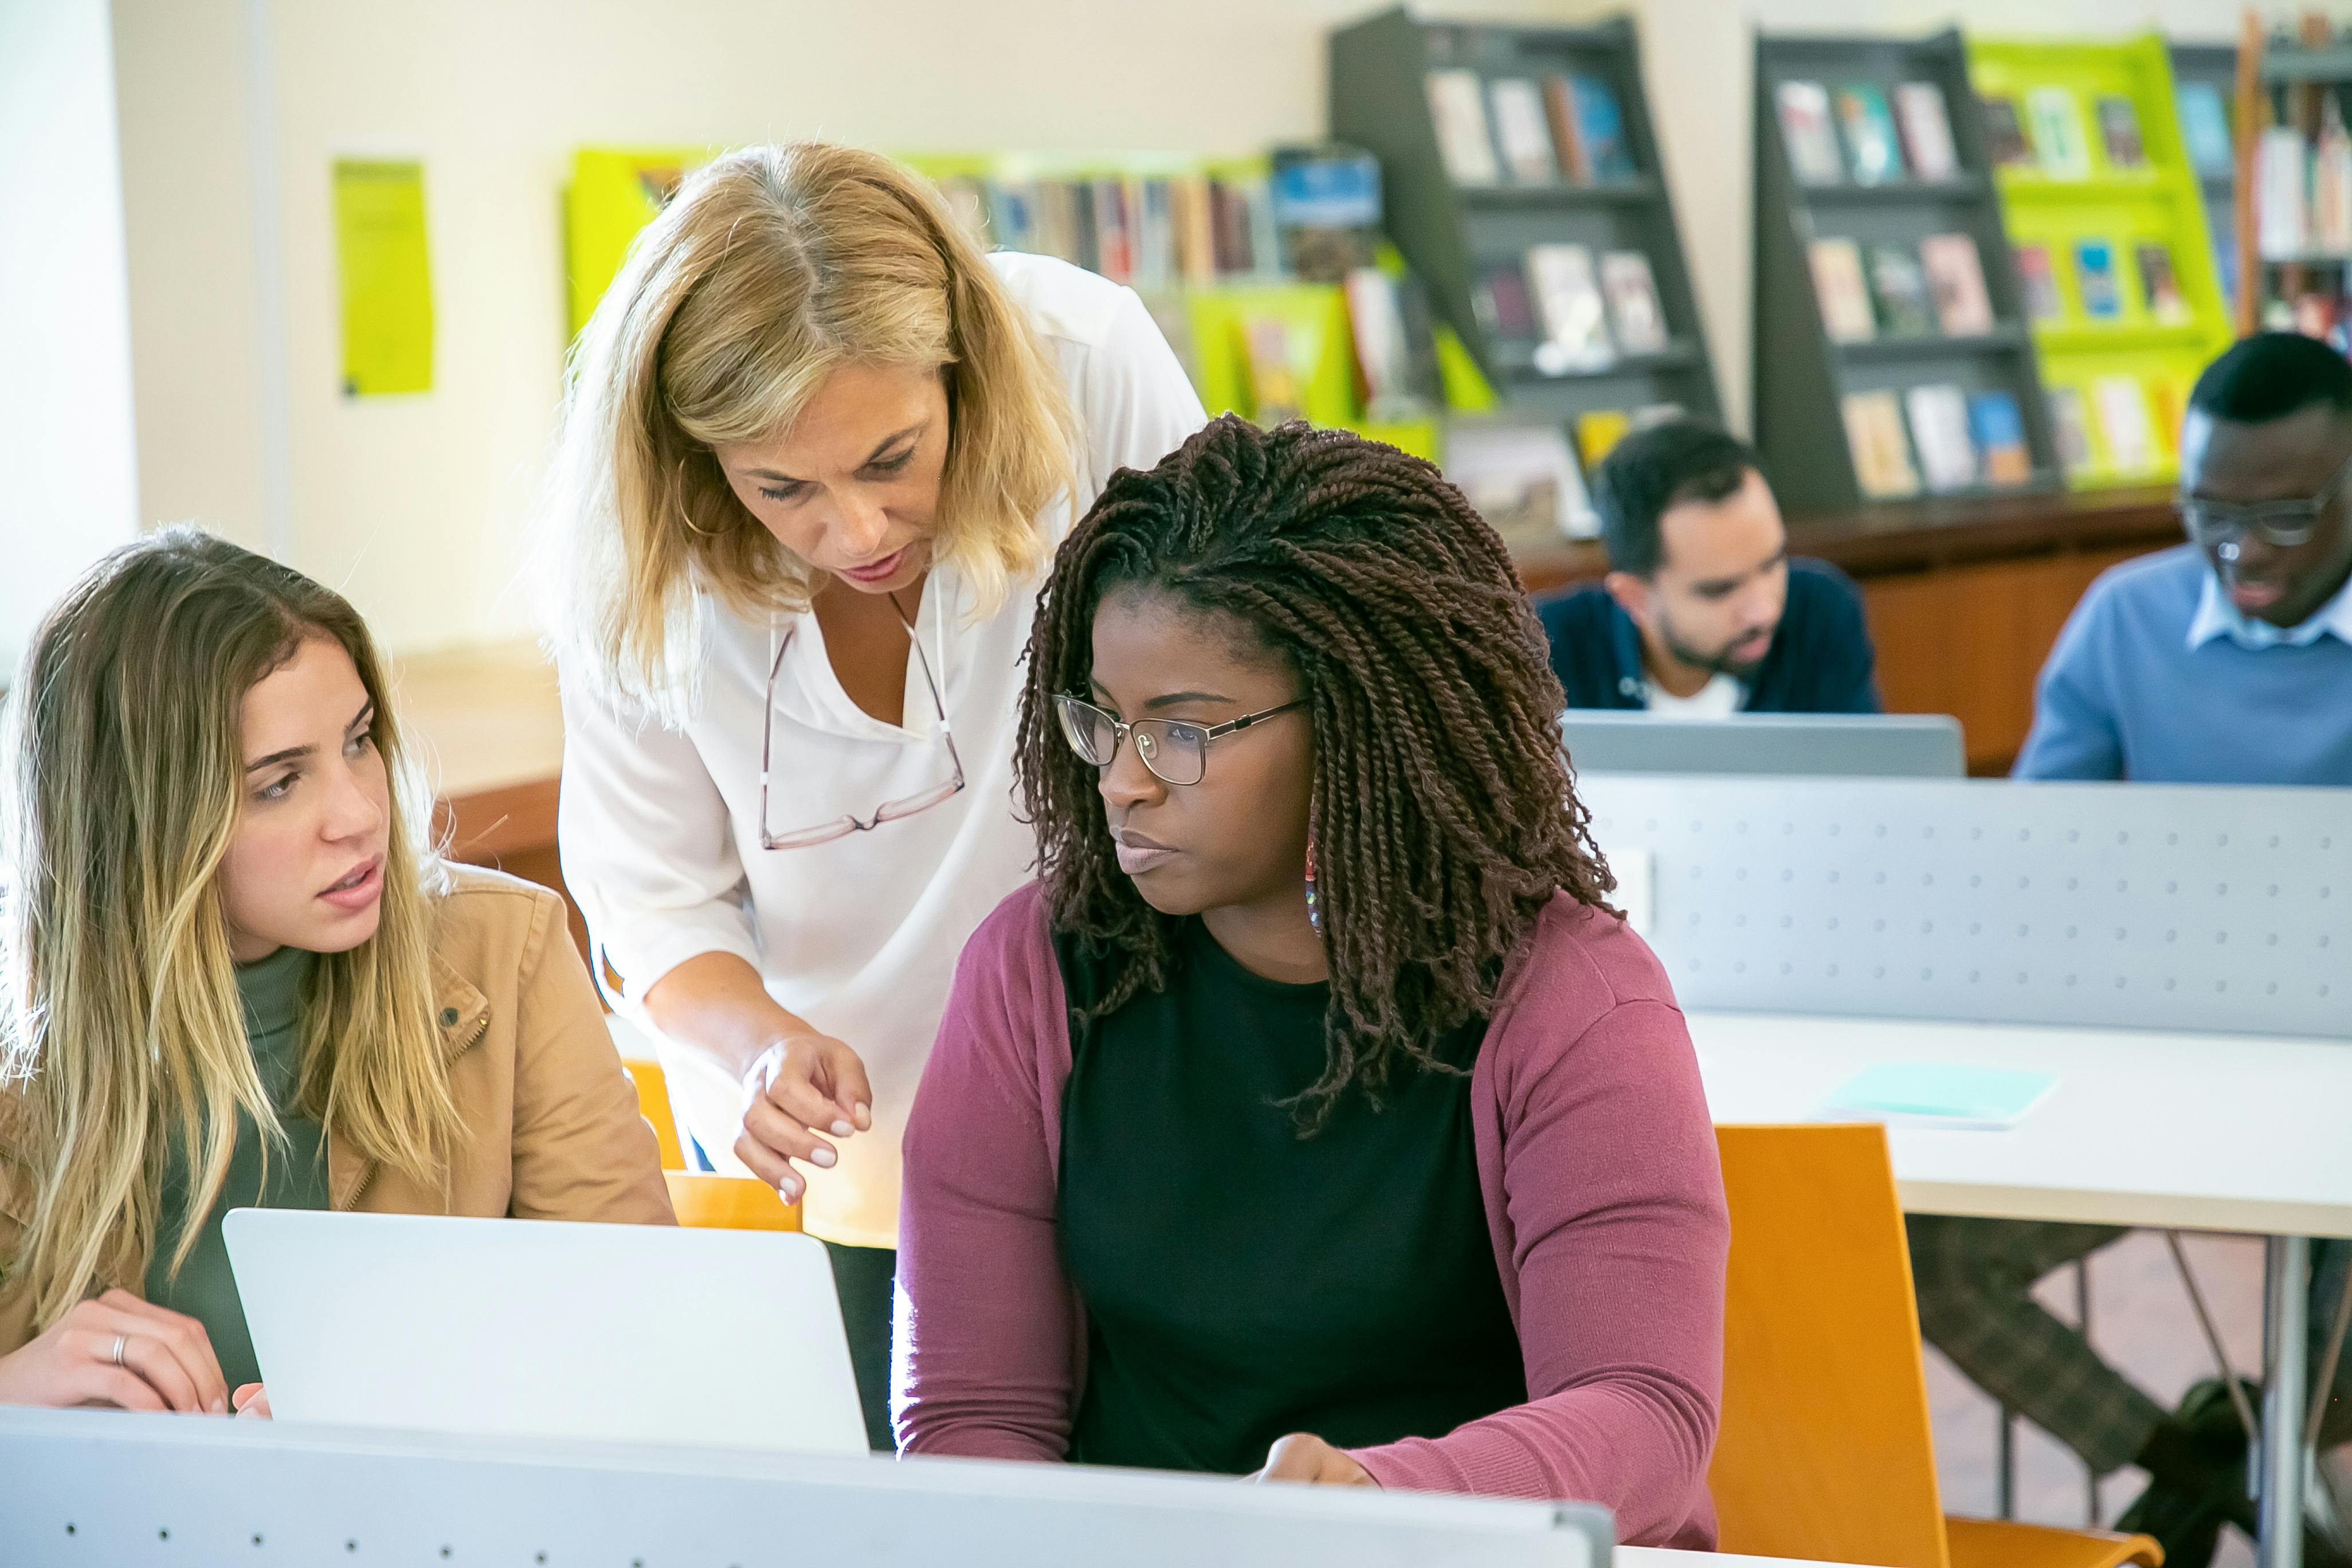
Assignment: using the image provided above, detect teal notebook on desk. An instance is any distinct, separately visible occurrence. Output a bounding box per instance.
[1821,1062,2057,1131]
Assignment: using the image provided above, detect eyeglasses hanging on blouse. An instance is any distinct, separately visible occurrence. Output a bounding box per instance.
[758,590,965,850]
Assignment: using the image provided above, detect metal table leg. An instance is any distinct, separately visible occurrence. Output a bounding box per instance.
[2261,1236,2311,1568]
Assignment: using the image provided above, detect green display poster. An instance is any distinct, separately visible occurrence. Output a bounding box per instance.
[332,159,434,397]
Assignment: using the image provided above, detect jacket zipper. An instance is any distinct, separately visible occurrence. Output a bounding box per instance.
[334,1012,491,1212]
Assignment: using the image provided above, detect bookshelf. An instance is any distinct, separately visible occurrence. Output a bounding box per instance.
[2170,42,2241,319]
[1752,27,2063,513]
[2237,17,2352,342]
[1969,33,2234,490]
[1327,9,1725,456]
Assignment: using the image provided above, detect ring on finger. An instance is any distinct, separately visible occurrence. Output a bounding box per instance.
[111,1333,128,1367]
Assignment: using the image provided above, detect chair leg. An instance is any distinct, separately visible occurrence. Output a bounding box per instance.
[2000,1403,2018,1520]
[2079,1257,2102,1527]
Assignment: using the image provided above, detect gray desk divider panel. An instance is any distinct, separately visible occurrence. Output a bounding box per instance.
[0,1409,1612,1568]
[1581,775,2352,1037]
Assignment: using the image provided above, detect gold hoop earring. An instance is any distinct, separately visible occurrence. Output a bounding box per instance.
[675,460,728,539]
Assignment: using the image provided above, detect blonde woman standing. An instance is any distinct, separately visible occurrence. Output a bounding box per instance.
[0,530,671,1415]
[542,143,1205,1446]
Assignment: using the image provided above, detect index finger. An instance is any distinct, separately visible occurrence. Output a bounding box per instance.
[818,1043,873,1132]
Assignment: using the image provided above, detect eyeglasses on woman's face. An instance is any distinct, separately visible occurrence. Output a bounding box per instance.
[1052,694,1308,788]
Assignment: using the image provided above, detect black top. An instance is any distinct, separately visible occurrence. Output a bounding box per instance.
[1535,556,1882,713]
[1054,918,1524,1475]
[144,944,330,1391]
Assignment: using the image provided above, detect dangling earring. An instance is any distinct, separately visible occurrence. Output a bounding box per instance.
[1304,807,1322,937]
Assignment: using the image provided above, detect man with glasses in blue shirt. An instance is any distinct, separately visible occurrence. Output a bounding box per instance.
[2015,331,2352,784]
[1910,334,2352,1568]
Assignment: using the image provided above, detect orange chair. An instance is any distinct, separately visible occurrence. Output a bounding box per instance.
[1711,1123,2161,1568]
[618,1056,686,1171]
[663,1171,802,1232]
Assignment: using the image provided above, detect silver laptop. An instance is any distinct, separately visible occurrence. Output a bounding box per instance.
[225,1209,867,1455]
[1561,711,1966,778]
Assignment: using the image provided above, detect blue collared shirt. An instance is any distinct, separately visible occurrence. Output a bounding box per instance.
[2184,565,2352,651]
[2014,545,2352,784]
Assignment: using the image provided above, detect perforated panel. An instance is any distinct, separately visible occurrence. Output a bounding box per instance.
[1579,777,2352,1037]
[0,1410,1608,1568]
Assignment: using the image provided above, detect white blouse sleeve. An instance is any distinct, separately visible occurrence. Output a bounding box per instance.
[554,666,762,999]
[1071,286,1208,500]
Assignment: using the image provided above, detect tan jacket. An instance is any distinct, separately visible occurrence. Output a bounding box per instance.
[0,863,674,1353]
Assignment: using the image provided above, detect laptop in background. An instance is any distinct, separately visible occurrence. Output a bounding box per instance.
[225,1209,866,1456]
[1561,711,1966,778]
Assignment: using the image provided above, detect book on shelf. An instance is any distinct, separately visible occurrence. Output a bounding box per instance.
[1488,77,1560,186]
[2146,377,2185,455]
[1569,73,1638,182]
[2260,126,2310,259]
[1269,146,1383,281]
[2316,99,2352,257]
[1600,249,1668,354]
[1920,233,1994,335]
[2135,242,2190,324]
[2048,386,2095,475]
[1472,260,1541,348]
[1842,390,1921,499]
[2095,95,2148,171]
[1542,76,1587,182]
[1428,69,1501,187]
[1526,243,1614,373]
[1343,269,1414,420]
[1808,237,1876,342]
[1967,390,2033,484]
[2177,82,2235,176]
[1776,80,1845,185]
[1867,244,1935,337]
[1982,95,2036,169]
[1905,383,1979,492]
[1893,81,1961,182]
[2017,244,2063,321]
[2092,375,2159,475]
[1242,315,1308,425]
[2074,239,2122,320]
[1446,421,1597,548]
[2026,86,2092,179]
[1834,83,1907,185]
[1632,401,1686,430]
[1576,409,1633,469]
[1093,180,1133,284]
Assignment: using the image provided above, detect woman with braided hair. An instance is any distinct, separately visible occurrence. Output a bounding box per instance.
[896,415,1728,1543]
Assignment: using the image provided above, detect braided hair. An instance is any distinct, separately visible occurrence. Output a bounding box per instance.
[1015,414,1616,1127]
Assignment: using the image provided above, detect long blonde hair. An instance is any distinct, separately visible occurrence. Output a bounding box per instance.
[0,527,458,1329]
[539,142,1081,719]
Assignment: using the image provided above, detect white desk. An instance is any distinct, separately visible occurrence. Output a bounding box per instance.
[1690,1010,2352,1239]
[1693,1009,2352,1568]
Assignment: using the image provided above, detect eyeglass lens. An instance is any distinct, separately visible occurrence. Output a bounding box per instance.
[1056,699,1208,786]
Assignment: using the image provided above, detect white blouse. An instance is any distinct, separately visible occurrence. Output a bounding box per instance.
[556,253,1206,1248]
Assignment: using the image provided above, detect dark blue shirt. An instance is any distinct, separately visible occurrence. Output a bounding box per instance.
[1535,558,1881,714]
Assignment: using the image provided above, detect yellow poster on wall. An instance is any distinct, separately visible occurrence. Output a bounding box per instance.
[564,148,712,339]
[332,159,433,396]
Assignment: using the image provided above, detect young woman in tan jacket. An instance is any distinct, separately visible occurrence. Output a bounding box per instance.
[0,528,672,1416]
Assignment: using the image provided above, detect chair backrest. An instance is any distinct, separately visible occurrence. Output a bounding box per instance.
[664,1172,802,1232]
[1710,1123,1950,1568]
[619,1056,686,1171]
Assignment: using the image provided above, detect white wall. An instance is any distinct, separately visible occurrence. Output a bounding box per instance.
[0,0,140,673]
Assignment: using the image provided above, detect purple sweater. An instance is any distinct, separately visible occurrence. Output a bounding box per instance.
[896,883,1728,1549]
